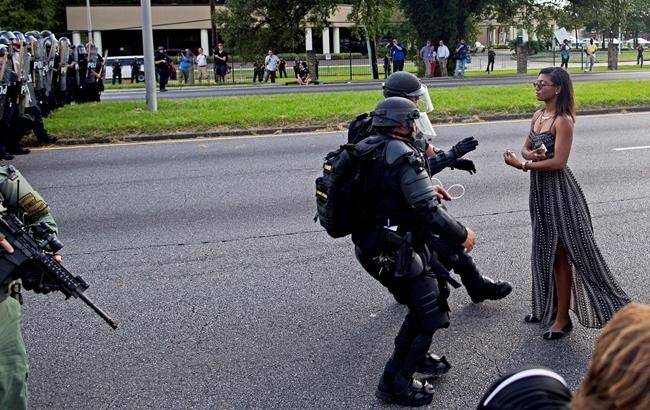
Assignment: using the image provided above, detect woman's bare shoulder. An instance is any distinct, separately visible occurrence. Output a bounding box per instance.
[553,114,575,135]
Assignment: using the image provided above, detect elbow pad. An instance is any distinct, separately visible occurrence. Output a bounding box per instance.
[400,166,467,243]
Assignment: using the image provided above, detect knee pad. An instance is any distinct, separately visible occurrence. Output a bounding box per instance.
[411,278,450,332]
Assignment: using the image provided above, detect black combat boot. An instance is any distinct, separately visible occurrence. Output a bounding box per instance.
[7,143,31,155]
[416,353,451,376]
[33,122,58,144]
[376,374,434,407]
[454,254,512,303]
[466,276,512,304]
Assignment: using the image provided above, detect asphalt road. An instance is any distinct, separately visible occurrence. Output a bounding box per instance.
[12,112,650,409]
[103,70,650,101]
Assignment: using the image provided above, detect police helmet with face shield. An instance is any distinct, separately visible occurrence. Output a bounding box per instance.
[383,71,433,113]
[0,31,16,43]
[371,97,420,131]
[13,32,25,43]
[25,31,41,40]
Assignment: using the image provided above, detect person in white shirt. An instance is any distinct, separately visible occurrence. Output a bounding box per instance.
[437,40,450,77]
[264,49,280,83]
[195,47,208,83]
[420,40,436,77]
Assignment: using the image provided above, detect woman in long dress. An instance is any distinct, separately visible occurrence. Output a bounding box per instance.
[503,67,630,340]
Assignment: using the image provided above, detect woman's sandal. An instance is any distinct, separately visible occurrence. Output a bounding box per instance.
[524,314,541,323]
[542,321,573,340]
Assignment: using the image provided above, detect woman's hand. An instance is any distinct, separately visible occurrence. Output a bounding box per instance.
[503,149,523,169]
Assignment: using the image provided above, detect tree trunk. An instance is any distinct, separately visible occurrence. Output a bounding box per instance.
[607,43,618,70]
[517,45,528,73]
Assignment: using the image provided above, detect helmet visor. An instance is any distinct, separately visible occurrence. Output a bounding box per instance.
[405,85,434,113]
[415,112,437,141]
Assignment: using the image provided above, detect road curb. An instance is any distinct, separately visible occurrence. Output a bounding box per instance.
[43,106,650,146]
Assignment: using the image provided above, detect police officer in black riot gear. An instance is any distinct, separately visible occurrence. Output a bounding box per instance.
[352,97,512,406]
[4,31,57,146]
[348,71,478,175]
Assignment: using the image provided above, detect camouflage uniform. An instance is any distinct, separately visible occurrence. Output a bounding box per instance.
[0,165,57,409]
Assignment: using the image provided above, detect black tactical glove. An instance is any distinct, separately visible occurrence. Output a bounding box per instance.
[450,137,479,159]
[450,158,477,174]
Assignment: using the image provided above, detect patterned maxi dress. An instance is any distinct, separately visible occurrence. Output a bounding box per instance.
[528,128,630,329]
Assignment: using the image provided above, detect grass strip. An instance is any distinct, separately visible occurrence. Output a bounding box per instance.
[46,79,650,140]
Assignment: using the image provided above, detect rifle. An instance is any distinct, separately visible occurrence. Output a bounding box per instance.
[0,213,118,329]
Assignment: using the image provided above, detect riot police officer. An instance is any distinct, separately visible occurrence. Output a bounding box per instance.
[0,164,60,409]
[348,71,478,175]
[352,97,511,406]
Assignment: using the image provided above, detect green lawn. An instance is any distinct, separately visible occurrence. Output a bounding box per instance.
[46,79,650,141]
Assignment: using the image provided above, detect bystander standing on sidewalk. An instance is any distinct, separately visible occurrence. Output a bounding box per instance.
[637,44,644,67]
[293,57,300,77]
[454,38,468,77]
[387,38,405,72]
[420,40,435,78]
[486,47,495,74]
[560,39,570,69]
[195,47,209,84]
[584,39,597,72]
[178,49,193,84]
[263,49,280,83]
[214,42,229,83]
[278,58,287,78]
[437,40,450,76]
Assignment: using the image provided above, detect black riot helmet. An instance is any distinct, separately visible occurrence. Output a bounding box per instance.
[383,71,434,113]
[371,97,420,130]
[40,30,53,39]
[25,30,41,39]
[0,31,16,43]
[0,37,11,48]
[13,32,25,43]
[383,71,422,97]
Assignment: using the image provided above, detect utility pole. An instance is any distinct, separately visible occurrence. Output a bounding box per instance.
[210,0,218,53]
[141,0,157,112]
[85,0,93,43]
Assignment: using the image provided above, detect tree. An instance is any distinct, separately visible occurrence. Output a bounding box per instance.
[213,0,337,60]
[0,0,65,33]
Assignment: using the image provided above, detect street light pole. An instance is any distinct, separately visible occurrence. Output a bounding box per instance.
[141,0,157,112]
[85,0,93,43]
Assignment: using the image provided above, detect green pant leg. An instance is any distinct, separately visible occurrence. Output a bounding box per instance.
[0,297,28,410]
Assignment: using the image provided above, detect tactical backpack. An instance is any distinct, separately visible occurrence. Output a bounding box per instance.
[347,113,374,144]
[314,138,386,238]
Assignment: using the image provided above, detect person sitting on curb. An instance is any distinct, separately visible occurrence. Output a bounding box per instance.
[296,61,312,85]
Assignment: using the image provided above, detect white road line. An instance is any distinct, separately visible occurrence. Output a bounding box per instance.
[613,145,650,151]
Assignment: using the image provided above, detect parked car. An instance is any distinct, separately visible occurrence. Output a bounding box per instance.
[104,56,145,82]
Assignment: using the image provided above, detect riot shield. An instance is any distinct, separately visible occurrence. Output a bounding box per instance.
[59,37,70,92]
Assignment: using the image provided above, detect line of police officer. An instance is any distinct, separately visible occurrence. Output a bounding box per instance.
[0,30,105,159]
